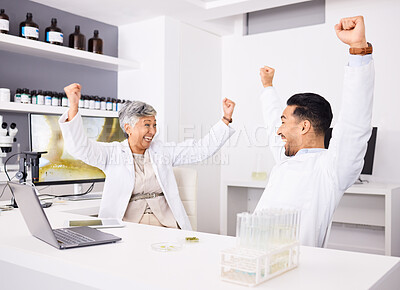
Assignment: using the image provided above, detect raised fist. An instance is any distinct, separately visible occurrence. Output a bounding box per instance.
[64,83,82,109]
[223,98,235,120]
[260,66,275,88]
[335,16,367,48]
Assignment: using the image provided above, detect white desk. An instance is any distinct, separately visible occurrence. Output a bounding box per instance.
[221,180,400,256]
[1,199,400,289]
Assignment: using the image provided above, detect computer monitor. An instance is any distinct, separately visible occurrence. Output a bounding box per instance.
[29,113,125,186]
[324,127,377,175]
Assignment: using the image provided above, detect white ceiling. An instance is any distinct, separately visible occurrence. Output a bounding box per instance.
[31,0,311,35]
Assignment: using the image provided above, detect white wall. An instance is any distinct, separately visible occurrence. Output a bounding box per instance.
[179,23,222,234]
[221,0,400,185]
[118,16,180,141]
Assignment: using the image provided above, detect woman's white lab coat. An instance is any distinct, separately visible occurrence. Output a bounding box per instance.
[59,111,235,230]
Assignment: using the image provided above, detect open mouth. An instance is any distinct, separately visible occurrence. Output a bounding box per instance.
[144,136,153,142]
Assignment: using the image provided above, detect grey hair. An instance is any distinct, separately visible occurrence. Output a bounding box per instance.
[118,100,157,134]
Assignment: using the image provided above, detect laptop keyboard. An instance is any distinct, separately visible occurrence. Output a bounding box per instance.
[54,228,95,245]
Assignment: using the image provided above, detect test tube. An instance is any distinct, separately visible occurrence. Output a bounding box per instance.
[236,213,243,248]
[242,212,250,248]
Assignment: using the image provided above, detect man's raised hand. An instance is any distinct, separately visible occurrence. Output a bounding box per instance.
[335,16,367,48]
[260,66,275,88]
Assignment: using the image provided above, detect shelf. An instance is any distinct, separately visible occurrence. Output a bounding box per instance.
[0,33,140,72]
[224,180,400,195]
[0,102,118,118]
[345,183,396,195]
[224,179,268,189]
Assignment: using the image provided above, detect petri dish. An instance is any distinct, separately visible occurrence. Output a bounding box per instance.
[151,242,182,252]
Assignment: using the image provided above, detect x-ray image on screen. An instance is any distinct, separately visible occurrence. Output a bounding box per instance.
[30,114,125,185]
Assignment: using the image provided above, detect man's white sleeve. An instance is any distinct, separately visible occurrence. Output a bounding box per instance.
[259,86,286,163]
[327,54,374,197]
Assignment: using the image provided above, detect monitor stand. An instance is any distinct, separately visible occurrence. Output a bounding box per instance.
[354,176,369,185]
[74,184,83,195]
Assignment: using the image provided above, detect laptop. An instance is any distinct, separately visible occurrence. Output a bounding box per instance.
[8,182,121,249]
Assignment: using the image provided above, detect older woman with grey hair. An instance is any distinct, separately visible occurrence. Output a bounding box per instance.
[59,83,235,230]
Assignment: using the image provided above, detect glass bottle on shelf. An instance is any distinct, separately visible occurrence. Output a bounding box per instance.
[111,98,117,111]
[62,93,68,107]
[45,18,63,45]
[21,88,30,104]
[0,9,9,34]
[118,99,125,112]
[78,96,84,108]
[84,95,90,109]
[31,90,37,104]
[55,92,62,106]
[14,89,21,103]
[19,13,39,40]
[89,96,95,110]
[37,90,45,105]
[106,97,112,111]
[100,97,106,110]
[88,30,103,54]
[94,96,101,110]
[69,25,86,50]
[51,93,59,106]
[44,91,52,106]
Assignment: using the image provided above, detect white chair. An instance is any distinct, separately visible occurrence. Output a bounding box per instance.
[173,167,198,231]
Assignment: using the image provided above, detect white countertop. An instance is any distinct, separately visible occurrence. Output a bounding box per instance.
[1,199,399,289]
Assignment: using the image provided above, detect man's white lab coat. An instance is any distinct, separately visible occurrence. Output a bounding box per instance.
[256,55,374,247]
[59,112,235,230]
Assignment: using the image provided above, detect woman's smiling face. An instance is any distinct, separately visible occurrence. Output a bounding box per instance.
[125,116,157,154]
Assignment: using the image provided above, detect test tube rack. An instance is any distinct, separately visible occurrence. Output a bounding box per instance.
[220,241,299,287]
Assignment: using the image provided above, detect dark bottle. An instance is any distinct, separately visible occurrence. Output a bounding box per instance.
[88,30,103,54]
[19,13,39,40]
[45,18,63,45]
[69,25,85,50]
[31,90,37,104]
[0,9,9,34]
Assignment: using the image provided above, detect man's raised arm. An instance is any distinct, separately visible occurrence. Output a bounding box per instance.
[327,16,374,194]
[259,66,286,163]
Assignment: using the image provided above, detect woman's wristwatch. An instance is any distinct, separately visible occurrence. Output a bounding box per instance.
[349,42,373,55]
[222,116,232,123]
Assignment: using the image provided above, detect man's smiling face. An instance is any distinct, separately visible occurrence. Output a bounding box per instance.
[276,105,304,156]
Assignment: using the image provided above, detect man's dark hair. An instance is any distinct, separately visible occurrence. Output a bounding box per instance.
[287,93,333,136]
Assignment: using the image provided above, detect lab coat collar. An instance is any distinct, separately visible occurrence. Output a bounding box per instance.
[120,139,158,154]
[120,139,135,177]
[296,148,326,156]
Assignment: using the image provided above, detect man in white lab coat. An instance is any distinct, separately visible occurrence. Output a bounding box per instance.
[256,16,374,247]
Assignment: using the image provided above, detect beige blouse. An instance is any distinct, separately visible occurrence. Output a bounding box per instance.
[123,150,177,228]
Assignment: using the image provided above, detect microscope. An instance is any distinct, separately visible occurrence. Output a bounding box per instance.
[0,115,47,207]
[0,115,18,168]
